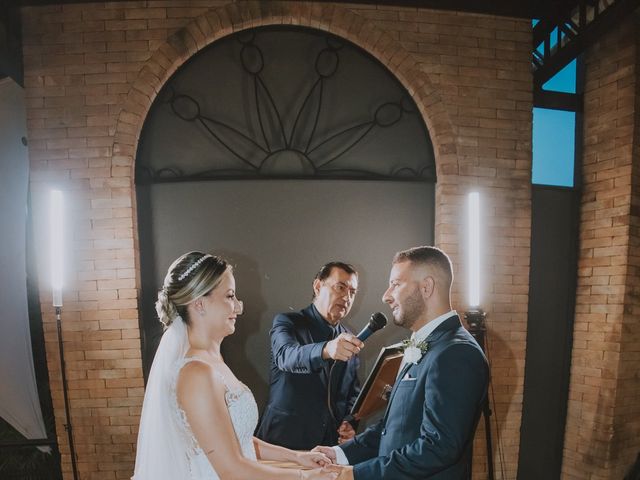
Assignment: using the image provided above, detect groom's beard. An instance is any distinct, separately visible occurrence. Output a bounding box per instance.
[392,287,425,330]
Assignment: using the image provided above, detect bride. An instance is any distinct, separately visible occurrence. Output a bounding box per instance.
[133,251,338,480]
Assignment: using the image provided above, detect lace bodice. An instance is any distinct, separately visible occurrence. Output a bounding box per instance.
[170,357,259,479]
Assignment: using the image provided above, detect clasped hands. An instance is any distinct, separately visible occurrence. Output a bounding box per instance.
[295,447,353,480]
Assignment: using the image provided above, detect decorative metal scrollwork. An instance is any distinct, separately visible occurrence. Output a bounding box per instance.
[136,27,435,183]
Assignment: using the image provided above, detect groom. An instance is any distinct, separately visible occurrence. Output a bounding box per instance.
[315,246,489,479]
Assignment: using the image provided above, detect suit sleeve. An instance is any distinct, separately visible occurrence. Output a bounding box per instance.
[270,313,327,373]
[353,343,489,480]
[339,417,383,464]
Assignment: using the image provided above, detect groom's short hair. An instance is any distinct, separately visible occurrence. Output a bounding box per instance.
[393,246,453,290]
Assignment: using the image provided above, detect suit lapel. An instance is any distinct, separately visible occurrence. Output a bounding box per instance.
[396,362,412,382]
[381,351,426,426]
[381,314,462,426]
[304,305,334,387]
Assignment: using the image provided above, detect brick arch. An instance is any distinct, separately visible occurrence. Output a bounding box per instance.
[112,1,458,185]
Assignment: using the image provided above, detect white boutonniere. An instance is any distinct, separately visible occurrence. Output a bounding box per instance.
[401,338,429,365]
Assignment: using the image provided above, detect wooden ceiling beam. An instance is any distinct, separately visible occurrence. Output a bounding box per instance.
[533,0,640,88]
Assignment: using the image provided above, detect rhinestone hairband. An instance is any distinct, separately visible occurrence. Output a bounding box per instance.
[178,254,212,281]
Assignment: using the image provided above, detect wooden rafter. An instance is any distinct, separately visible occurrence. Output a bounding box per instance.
[533,0,640,88]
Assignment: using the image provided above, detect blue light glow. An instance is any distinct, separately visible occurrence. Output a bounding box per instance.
[532,108,576,187]
[543,60,577,94]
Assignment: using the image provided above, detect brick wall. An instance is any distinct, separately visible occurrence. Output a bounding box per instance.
[563,12,640,480]
[21,2,532,479]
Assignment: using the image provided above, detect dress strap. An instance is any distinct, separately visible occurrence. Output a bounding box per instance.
[180,355,213,369]
[212,370,232,391]
[180,356,232,390]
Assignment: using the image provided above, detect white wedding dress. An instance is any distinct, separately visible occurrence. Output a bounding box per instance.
[132,318,260,480]
[170,357,259,479]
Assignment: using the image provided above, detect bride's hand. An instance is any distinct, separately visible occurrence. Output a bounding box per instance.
[295,450,334,467]
[300,466,342,480]
[310,446,337,463]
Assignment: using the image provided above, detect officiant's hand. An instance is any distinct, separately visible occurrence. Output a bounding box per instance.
[337,421,355,443]
[295,450,334,468]
[322,333,363,361]
[311,446,337,463]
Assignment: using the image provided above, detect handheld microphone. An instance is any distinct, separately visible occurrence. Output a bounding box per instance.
[356,312,388,342]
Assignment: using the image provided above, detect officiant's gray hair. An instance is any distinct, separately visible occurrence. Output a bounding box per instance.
[393,246,453,289]
[156,251,231,327]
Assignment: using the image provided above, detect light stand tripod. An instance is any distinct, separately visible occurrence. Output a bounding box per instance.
[464,308,494,480]
[55,305,79,480]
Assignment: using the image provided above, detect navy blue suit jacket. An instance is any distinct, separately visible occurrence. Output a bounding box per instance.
[256,305,361,450]
[340,315,489,480]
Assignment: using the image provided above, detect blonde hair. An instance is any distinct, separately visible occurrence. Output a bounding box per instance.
[155,251,231,327]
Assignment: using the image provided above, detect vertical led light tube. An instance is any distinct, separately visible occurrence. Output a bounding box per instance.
[50,190,64,307]
[468,191,480,308]
[50,189,79,479]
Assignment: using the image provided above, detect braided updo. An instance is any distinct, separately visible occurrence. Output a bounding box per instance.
[155,251,230,327]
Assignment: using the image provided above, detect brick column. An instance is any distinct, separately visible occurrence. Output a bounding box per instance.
[563,13,640,480]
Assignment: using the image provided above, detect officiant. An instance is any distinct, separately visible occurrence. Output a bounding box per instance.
[255,262,363,450]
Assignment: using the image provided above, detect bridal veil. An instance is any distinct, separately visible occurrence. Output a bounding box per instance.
[132,318,190,480]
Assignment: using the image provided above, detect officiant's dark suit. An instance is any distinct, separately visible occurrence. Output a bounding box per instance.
[328,247,489,480]
[256,263,363,450]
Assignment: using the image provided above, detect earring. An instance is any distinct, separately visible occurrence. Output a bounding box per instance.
[200,309,205,316]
